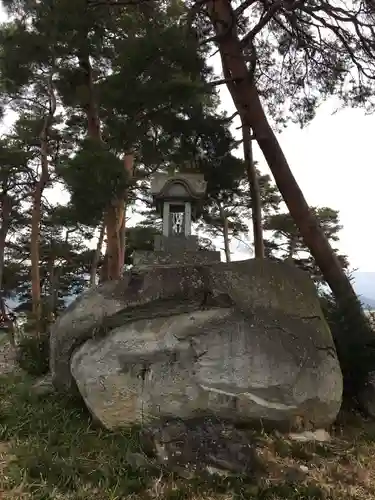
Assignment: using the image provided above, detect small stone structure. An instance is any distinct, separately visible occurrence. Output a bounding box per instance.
[133,172,221,267]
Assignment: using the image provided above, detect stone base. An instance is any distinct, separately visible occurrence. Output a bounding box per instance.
[132,250,221,268]
[154,235,198,252]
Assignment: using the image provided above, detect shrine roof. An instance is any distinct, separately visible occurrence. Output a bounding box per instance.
[150,173,207,200]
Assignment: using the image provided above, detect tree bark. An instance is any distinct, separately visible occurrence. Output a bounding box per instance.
[31,182,45,332]
[0,193,11,291]
[101,153,133,281]
[90,219,105,287]
[206,0,365,333]
[120,153,134,267]
[242,121,264,258]
[30,72,56,335]
[119,201,126,269]
[219,202,231,262]
[103,205,121,281]
[0,193,14,344]
[47,253,57,324]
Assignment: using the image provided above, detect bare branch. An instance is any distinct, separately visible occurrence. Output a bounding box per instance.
[223,110,239,122]
[208,76,246,86]
[234,0,257,17]
[241,0,284,46]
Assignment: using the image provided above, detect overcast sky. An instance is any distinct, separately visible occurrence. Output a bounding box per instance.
[1,5,374,272]
[217,81,375,272]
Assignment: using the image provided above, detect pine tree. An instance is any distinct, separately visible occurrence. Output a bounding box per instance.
[0,0,219,283]
[264,207,349,286]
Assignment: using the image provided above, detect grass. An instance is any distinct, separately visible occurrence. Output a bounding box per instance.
[1,372,375,499]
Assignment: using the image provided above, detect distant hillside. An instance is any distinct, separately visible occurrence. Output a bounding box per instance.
[361,296,375,309]
[353,272,375,309]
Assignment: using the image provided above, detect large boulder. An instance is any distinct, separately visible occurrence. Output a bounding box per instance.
[50,265,207,391]
[50,259,343,430]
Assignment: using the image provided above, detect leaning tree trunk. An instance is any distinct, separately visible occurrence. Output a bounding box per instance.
[206,0,372,396]
[207,0,364,309]
[242,121,264,258]
[31,73,56,335]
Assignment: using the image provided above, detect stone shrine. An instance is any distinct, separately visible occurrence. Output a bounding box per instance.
[132,172,221,268]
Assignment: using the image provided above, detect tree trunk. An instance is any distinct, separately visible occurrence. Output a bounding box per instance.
[79,50,133,282]
[206,0,366,338]
[0,295,15,346]
[30,184,45,332]
[31,72,56,335]
[0,193,11,291]
[119,201,126,269]
[120,153,134,267]
[101,154,133,282]
[103,205,122,281]
[0,194,16,345]
[90,220,105,287]
[219,203,231,262]
[47,254,57,324]
[287,237,297,261]
[242,121,264,258]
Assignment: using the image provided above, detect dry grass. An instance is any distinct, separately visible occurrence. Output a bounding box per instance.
[1,372,375,499]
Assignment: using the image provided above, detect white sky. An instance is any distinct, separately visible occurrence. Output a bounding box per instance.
[217,81,375,271]
[1,5,374,272]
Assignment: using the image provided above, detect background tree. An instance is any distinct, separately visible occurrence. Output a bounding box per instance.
[0,0,220,283]
[197,162,280,261]
[0,0,244,310]
[0,138,32,295]
[264,207,349,286]
[242,125,264,258]
[0,11,62,332]
[3,202,92,328]
[0,138,32,338]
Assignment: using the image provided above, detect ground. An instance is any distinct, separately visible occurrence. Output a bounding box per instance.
[1,341,375,499]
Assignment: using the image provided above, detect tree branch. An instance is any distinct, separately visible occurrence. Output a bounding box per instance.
[234,0,257,17]
[241,0,284,46]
